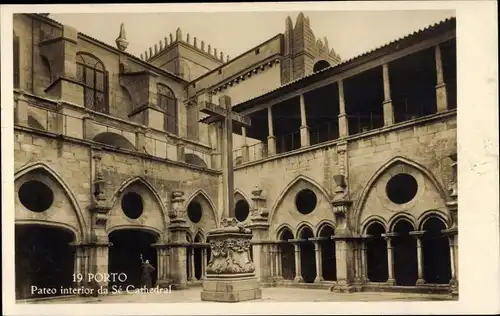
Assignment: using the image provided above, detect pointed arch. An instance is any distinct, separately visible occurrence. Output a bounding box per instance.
[315,219,336,237]
[269,174,332,225]
[388,212,417,232]
[111,176,166,215]
[186,230,193,243]
[353,156,449,233]
[234,188,251,205]
[14,162,87,242]
[194,229,206,242]
[296,222,315,238]
[184,188,219,227]
[276,223,295,240]
[15,219,79,241]
[418,210,450,231]
[360,215,389,235]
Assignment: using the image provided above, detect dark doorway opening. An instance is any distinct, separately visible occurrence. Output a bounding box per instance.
[108,229,157,288]
[422,217,451,284]
[319,225,337,281]
[299,227,316,283]
[279,229,295,280]
[366,222,388,282]
[393,220,418,286]
[15,224,75,299]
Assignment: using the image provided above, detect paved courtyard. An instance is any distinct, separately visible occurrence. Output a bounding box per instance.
[26,287,455,304]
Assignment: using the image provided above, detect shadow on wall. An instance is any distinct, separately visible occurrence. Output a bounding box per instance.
[185,153,207,168]
[93,132,136,151]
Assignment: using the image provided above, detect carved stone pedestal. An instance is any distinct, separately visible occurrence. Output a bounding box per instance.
[200,218,262,302]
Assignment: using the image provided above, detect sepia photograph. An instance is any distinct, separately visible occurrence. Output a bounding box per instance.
[1,1,498,315]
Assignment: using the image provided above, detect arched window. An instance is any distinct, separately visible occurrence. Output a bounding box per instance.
[13,32,20,89]
[157,84,178,135]
[76,53,108,114]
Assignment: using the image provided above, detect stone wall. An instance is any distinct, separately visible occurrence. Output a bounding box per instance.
[233,112,457,237]
[13,129,221,242]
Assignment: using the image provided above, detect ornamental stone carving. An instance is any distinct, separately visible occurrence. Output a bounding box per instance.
[206,237,255,275]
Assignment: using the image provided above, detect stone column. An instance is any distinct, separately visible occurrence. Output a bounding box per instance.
[312,239,324,283]
[167,190,189,289]
[15,92,29,126]
[269,244,275,278]
[135,126,147,154]
[354,240,362,285]
[275,244,282,279]
[410,231,426,285]
[337,80,349,138]
[443,228,458,295]
[299,94,310,147]
[189,247,196,281]
[331,198,356,293]
[177,141,186,162]
[241,126,249,162]
[200,247,207,280]
[360,236,370,282]
[382,63,394,126]
[267,106,276,155]
[152,245,172,288]
[292,241,303,282]
[435,44,448,112]
[382,233,397,285]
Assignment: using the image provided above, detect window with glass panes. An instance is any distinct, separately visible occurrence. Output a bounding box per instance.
[76,53,108,113]
[157,84,178,135]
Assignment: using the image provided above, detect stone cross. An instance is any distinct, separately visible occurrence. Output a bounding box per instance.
[199,96,251,218]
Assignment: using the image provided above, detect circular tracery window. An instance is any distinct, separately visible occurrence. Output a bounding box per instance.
[121,192,144,219]
[235,199,250,222]
[187,201,202,223]
[18,180,54,212]
[295,189,317,215]
[386,173,418,204]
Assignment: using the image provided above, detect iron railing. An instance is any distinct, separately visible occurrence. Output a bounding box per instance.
[276,130,301,154]
[309,120,339,146]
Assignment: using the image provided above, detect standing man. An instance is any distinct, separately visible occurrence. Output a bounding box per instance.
[140,254,156,289]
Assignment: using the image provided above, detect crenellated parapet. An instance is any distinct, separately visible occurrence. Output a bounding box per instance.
[140,28,230,64]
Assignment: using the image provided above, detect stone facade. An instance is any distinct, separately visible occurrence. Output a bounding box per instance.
[12,12,458,300]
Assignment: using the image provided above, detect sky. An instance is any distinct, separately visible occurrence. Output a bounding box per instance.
[49,10,455,62]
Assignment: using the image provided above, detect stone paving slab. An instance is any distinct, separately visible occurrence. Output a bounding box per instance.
[28,287,455,304]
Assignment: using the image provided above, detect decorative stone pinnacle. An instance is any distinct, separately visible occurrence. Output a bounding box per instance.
[186,33,190,44]
[115,23,129,52]
[176,27,182,41]
[220,51,224,61]
[226,55,230,62]
[193,37,198,48]
[159,40,164,50]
